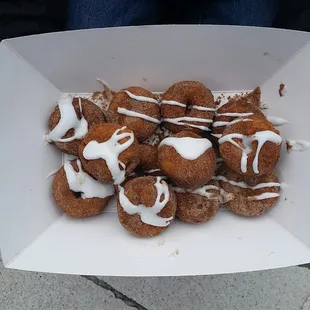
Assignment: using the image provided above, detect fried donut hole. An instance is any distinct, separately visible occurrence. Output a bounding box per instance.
[219,116,282,177]
[161,81,215,134]
[52,160,113,217]
[175,180,220,223]
[117,176,177,237]
[79,123,140,184]
[158,131,216,189]
[137,144,164,176]
[49,97,105,156]
[218,165,280,217]
[107,87,160,142]
[212,91,265,137]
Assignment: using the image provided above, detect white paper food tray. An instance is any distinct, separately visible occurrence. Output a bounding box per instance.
[0,25,310,276]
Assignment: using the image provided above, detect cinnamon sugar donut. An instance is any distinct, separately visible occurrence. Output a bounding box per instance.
[219,116,282,177]
[107,87,161,142]
[117,176,177,237]
[48,95,105,156]
[216,165,280,216]
[79,123,140,184]
[161,81,215,134]
[137,144,164,176]
[52,160,114,217]
[212,88,264,138]
[174,180,220,223]
[158,131,216,189]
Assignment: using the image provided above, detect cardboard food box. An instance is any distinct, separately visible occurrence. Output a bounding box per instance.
[0,25,310,276]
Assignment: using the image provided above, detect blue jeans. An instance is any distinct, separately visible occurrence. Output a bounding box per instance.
[68,0,279,29]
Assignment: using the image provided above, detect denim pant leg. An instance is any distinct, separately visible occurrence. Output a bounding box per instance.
[68,0,158,29]
[198,0,279,26]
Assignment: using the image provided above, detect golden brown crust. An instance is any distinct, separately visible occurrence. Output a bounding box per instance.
[107,87,160,142]
[117,177,177,237]
[219,116,281,176]
[49,97,106,156]
[79,123,140,183]
[52,160,112,217]
[161,81,215,134]
[175,180,220,223]
[218,165,280,217]
[138,144,159,172]
[158,131,216,189]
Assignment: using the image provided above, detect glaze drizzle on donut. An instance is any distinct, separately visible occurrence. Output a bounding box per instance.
[248,192,280,200]
[124,90,159,105]
[48,95,88,142]
[218,130,282,174]
[213,175,281,190]
[118,177,174,227]
[163,116,213,131]
[64,160,115,199]
[117,107,161,124]
[161,100,216,112]
[173,185,220,199]
[213,118,252,128]
[159,137,212,160]
[83,127,134,184]
[215,112,254,117]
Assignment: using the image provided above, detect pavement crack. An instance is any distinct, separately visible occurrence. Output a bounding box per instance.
[300,295,310,310]
[82,275,148,310]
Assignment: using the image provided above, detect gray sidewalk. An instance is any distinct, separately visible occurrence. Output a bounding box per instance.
[1,255,310,310]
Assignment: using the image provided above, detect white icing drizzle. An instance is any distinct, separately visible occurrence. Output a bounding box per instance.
[287,140,310,152]
[117,107,161,124]
[83,127,134,185]
[215,112,253,117]
[227,118,253,126]
[248,192,280,201]
[213,121,229,128]
[144,168,161,174]
[124,90,159,105]
[163,117,213,131]
[191,105,216,112]
[211,133,222,139]
[213,175,281,190]
[161,100,215,112]
[159,137,212,160]
[266,116,289,126]
[45,168,59,180]
[218,130,282,174]
[173,185,220,199]
[48,95,88,142]
[219,189,235,203]
[64,160,115,199]
[118,177,173,227]
[161,100,186,108]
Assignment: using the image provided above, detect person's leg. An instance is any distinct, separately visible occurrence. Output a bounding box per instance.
[68,0,158,29]
[180,0,279,27]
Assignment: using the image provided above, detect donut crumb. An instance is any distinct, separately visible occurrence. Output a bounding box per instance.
[157,239,165,247]
[169,249,180,258]
[286,140,293,152]
[279,83,286,97]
